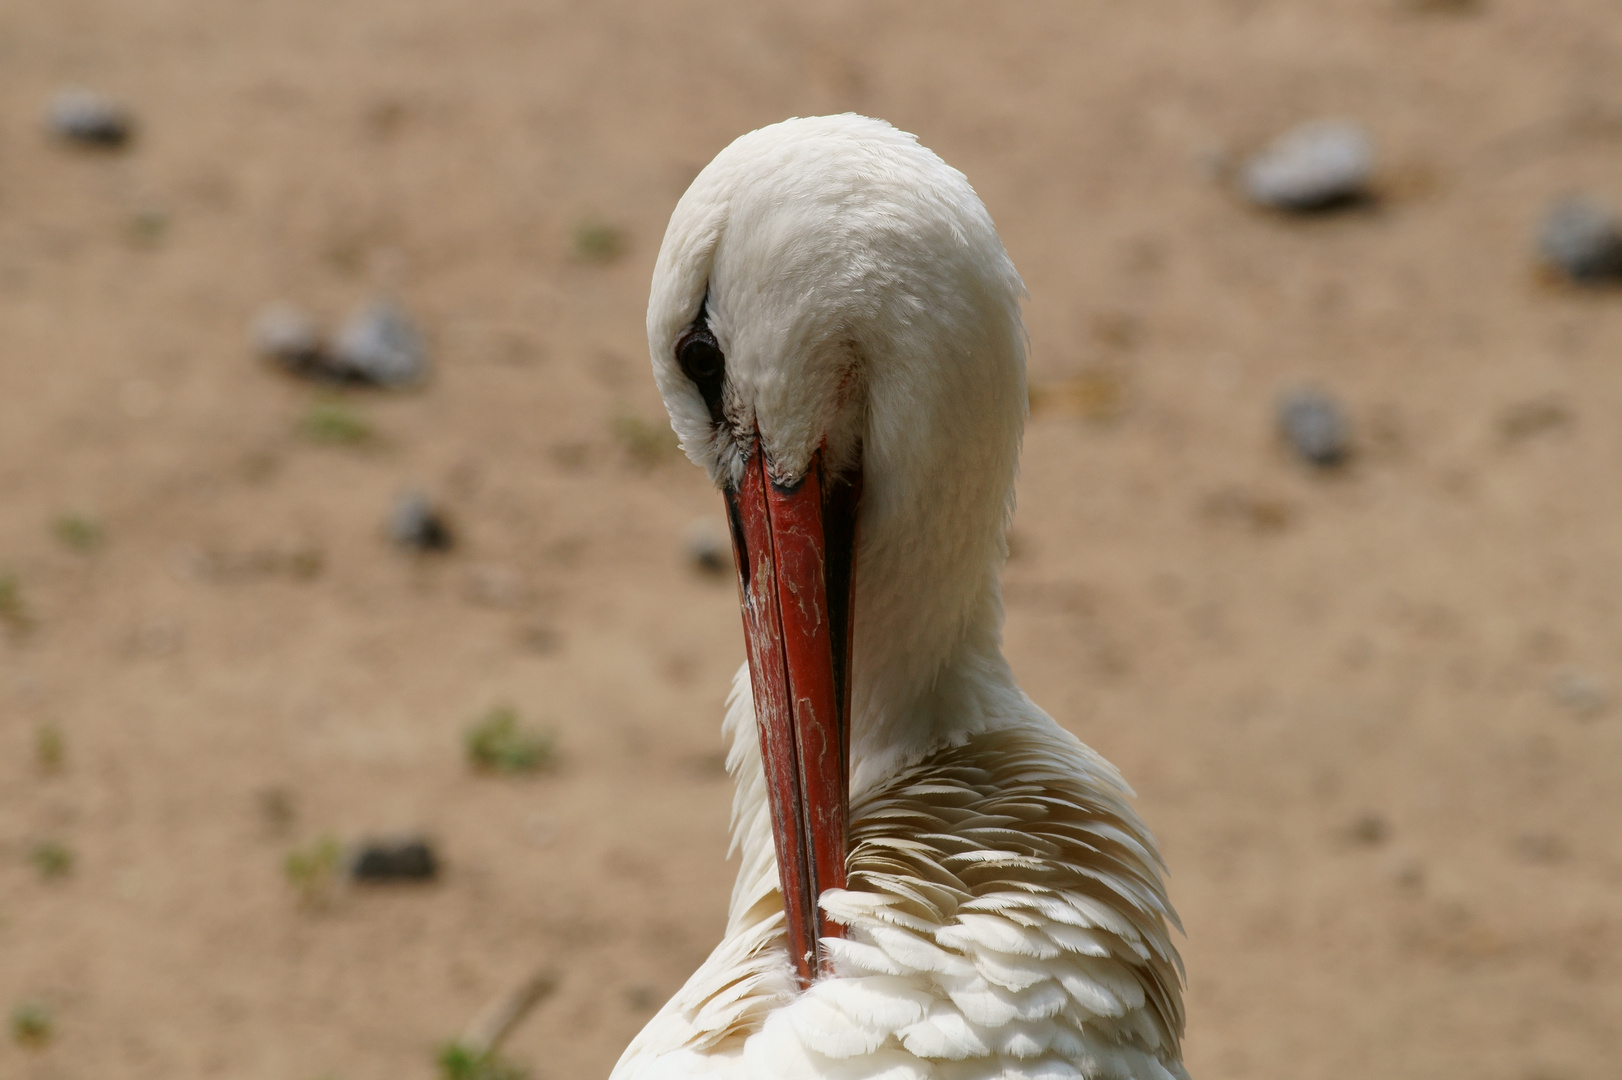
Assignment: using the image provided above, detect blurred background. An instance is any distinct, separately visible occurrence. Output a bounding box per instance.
[2,1,1620,1078]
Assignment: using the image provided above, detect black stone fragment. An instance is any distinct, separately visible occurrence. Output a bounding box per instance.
[252,303,327,377]
[1537,195,1622,282]
[331,300,428,387]
[1240,120,1373,212]
[389,492,454,552]
[350,837,439,882]
[1277,388,1350,468]
[48,89,134,148]
[254,299,430,388]
[685,520,730,575]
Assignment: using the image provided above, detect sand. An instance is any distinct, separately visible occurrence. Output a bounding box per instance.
[1,1,1620,1078]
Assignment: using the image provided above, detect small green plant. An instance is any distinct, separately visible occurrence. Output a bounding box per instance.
[1028,370,1127,423]
[258,787,296,833]
[299,399,373,445]
[610,412,678,467]
[35,724,65,773]
[52,514,104,551]
[284,835,342,905]
[128,207,169,245]
[29,840,73,879]
[0,573,31,634]
[465,706,554,774]
[572,220,625,264]
[437,1041,527,1080]
[10,1001,51,1048]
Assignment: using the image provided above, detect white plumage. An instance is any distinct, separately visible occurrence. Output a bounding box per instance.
[614,114,1187,1080]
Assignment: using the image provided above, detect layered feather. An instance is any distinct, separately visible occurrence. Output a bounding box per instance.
[610,675,1187,1080]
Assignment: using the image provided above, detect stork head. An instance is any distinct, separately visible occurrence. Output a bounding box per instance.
[647,114,1027,984]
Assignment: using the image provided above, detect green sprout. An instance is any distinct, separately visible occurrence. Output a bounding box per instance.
[299,399,373,445]
[610,412,678,467]
[464,706,554,774]
[29,840,73,879]
[35,724,65,773]
[572,220,625,264]
[129,207,169,246]
[284,835,343,905]
[10,1001,52,1048]
[53,514,104,551]
[0,573,31,634]
[438,1041,527,1080]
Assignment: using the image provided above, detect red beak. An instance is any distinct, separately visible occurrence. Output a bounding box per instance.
[725,442,860,985]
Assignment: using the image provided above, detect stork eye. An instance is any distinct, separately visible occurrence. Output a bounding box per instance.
[681,331,724,384]
[677,323,726,422]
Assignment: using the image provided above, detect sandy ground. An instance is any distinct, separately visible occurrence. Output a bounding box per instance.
[2,1,1621,1078]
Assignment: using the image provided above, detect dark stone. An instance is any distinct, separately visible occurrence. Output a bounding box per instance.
[48,89,134,148]
[388,492,454,552]
[350,837,439,881]
[685,521,730,575]
[331,300,428,387]
[1511,832,1567,864]
[1537,195,1622,282]
[1350,813,1389,845]
[1277,388,1351,468]
[252,303,326,377]
[1241,120,1373,212]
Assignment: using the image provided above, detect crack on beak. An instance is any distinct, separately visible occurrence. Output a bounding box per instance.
[723,486,751,591]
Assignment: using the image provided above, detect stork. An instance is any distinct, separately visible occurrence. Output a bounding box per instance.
[612,114,1187,1080]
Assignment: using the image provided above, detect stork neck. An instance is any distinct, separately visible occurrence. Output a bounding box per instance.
[847,577,1018,796]
[844,419,1023,795]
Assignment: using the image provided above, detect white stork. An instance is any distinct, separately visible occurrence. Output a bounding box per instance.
[612,114,1187,1080]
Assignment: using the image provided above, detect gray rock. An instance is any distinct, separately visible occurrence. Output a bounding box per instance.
[1537,196,1622,282]
[685,519,730,575]
[1241,120,1373,211]
[349,836,438,882]
[1277,388,1350,467]
[48,89,133,148]
[1551,670,1608,718]
[1511,832,1567,864]
[388,492,453,552]
[1349,813,1389,845]
[331,299,428,387]
[251,302,325,376]
[462,564,528,609]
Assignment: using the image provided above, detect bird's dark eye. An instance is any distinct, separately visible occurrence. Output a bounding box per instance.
[677,322,726,422]
[680,331,724,384]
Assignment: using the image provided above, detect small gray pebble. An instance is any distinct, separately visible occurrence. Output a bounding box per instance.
[1350,813,1389,845]
[251,302,325,375]
[388,492,453,552]
[1551,670,1608,718]
[462,564,527,608]
[1241,120,1373,212]
[48,89,133,148]
[1537,196,1622,282]
[685,520,730,575]
[1510,832,1567,864]
[1277,388,1350,467]
[330,299,428,387]
[349,837,438,881]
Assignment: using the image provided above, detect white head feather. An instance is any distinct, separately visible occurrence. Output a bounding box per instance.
[647,114,1031,790]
